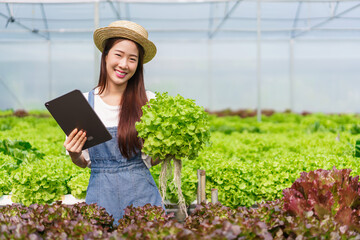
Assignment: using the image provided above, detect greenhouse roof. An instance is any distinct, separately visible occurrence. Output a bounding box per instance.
[1,0,360,41]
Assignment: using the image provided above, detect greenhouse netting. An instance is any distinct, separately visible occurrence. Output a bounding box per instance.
[1,0,360,116]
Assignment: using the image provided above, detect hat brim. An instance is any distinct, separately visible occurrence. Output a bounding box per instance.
[93,26,156,64]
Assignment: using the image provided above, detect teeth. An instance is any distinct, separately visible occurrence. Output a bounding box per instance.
[116,70,126,76]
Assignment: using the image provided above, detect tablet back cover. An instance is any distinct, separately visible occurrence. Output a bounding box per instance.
[45,89,112,150]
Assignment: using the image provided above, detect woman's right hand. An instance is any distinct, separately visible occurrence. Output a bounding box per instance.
[64,128,87,160]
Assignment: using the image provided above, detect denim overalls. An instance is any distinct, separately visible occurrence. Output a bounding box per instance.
[85,89,163,224]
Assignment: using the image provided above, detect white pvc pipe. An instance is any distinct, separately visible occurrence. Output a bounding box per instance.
[48,40,52,100]
[94,1,100,86]
[207,39,213,111]
[289,39,294,111]
[256,0,262,122]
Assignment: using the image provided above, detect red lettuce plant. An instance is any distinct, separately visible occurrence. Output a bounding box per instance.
[116,203,175,231]
[0,201,113,239]
[236,199,285,236]
[111,220,197,240]
[114,204,195,239]
[283,166,360,231]
[184,202,236,231]
[184,202,274,239]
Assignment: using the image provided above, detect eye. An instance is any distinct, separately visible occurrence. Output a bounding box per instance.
[130,58,137,62]
[115,54,121,57]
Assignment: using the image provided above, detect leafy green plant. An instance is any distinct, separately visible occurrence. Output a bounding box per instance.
[1,110,360,214]
[350,124,360,135]
[0,152,23,196]
[354,139,360,158]
[0,171,11,196]
[0,139,44,165]
[136,92,211,216]
[67,170,90,199]
[136,92,211,161]
[10,156,80,206]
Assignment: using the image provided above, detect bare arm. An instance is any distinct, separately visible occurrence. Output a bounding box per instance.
[69,152,88,168]
[151,157,162,166]
[151,155,173,167]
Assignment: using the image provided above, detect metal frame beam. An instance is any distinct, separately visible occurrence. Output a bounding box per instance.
[333,1,340,15]
[2,27,360,34]
[293,2,360,38]
[40,3,50,39]
[125,2,130,20]
[208,2,214,37]
[107,0,121,19]
[0,0,356,3]
[0,77,24,109]
[208,0,243,39]
[1,5,49,39]
[291,2,302,38]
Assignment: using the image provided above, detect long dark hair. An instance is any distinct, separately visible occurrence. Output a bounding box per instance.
[96,38,147,159]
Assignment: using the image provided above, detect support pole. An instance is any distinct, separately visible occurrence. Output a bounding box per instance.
[197,170,206,204]
[211,189,218,204]
[256,0,262,122]
[47,40,52,100]
[94,2,100,86]
[289,39,294,112]
[207,40,213,110]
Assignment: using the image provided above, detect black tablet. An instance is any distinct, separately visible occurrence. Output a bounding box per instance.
[45,89,112,150]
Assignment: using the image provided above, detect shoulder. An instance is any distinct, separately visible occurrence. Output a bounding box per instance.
[83,88,98,100]
[146,90,156,101]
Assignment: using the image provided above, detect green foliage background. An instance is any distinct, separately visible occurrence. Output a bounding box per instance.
[149,113,360,208]
[1,110,360,209]
[0,113,89,205]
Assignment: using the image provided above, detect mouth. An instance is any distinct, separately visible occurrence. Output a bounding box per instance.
[115,70,127,78]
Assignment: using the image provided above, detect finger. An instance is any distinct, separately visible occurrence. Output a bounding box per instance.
[70,130,84,144]
[70,131,86,152]
[69,130,83,148]
[69,128,78,138]
[75,134,87,152]
[64,128,78,145]
[66,130,83,151]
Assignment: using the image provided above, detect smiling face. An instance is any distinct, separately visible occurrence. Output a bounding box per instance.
[105,39,139,89]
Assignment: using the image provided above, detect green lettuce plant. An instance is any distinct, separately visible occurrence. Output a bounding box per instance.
[67,170,90,199]
[0,139,44,165]
[11,156,79,206]
[136,92,211,217]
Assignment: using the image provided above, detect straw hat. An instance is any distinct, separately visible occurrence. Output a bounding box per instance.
[93,20,156,63]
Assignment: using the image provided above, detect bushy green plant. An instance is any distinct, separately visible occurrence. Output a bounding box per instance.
[136,92,210,161]
[0,139,44,165]
[136,92,211,216]
[2,111,360,214]
[0,171,11,196]
[67,170,90,199]
[10,156,79,206]
[0,151,28,197]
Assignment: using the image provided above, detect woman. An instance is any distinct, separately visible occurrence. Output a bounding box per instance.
[63,20,163,223]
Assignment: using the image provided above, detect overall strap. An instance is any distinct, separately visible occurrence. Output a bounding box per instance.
[88,89,95,108]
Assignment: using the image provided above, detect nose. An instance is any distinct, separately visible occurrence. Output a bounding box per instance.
[118,58,128,69]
